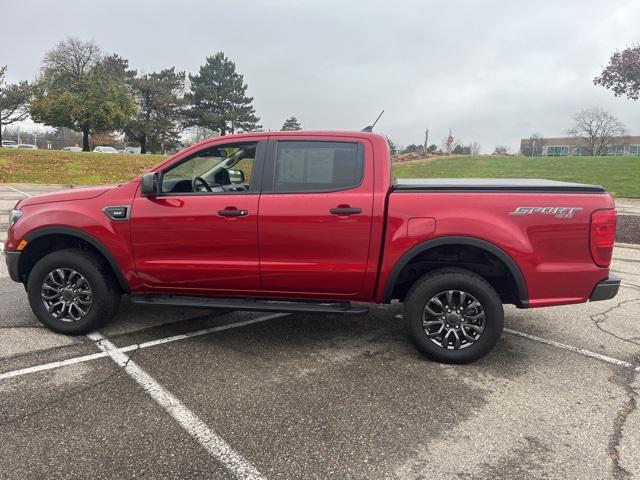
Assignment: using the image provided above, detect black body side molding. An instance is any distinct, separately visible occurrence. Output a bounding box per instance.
[383,236,529,308]
[131,295,369,315]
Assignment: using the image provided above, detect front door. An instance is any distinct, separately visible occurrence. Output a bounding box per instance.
[258,138,374,296]
[130,140,264,293]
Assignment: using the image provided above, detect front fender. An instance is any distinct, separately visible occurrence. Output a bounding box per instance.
[6,182,140,291]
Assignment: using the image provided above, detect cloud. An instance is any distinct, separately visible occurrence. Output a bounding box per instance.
[2,0,639,152]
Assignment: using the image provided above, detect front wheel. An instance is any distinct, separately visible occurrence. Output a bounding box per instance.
[27,248,121,334]
[404,268,504,364]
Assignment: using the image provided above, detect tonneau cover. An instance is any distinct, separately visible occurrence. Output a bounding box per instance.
[392,178,606,193]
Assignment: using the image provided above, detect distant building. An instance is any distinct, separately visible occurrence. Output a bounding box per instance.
[520,136,640,156]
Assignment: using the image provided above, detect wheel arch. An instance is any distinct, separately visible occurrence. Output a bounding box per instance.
[20,226,130,293]
[383,236,528,307]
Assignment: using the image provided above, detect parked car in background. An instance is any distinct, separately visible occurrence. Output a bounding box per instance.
[93,146,119,154]
[17,144,37,149]
[120,146,141,154]
[2,140,18,148]
[62,146,82,152]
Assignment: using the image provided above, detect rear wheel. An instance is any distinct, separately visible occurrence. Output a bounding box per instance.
[404,268,504,363]
[27,248,121,334]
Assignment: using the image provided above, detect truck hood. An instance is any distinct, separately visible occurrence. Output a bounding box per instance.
[17,186,113,207]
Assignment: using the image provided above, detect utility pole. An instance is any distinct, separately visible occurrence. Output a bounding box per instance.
[423,128,429,156]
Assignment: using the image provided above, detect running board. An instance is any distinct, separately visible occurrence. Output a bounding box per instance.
[130,295,369,316]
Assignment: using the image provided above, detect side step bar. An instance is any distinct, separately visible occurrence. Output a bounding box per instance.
[130,295,369,316]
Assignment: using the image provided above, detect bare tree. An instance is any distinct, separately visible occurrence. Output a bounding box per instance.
[493,145,511,155]
[42,37,102,84]
[520,133,543,156]
[468,141,481,155]
[441,133,458,154]
[0,66,32,144]
[567,107,628,156]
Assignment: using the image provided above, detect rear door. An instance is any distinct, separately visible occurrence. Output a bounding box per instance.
[258,136,375,296]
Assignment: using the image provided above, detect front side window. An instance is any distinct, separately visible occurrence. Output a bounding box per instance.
[274,141,363,192]
[161,142,256,194]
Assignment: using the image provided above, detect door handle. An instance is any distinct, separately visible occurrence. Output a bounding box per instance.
[218,207,248,217]
[330,205,362,215]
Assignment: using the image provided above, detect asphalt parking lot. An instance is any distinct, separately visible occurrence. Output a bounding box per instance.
[1,184,639,480]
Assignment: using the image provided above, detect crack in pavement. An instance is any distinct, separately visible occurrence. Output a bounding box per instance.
[609,368,638,480]
[589,296,640,478]
[590,297,640,349]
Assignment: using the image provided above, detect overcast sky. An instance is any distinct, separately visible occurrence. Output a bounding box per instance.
[1,0,639,152]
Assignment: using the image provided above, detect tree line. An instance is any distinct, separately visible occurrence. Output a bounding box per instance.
[3,39,639,154]
[0,37,303,152]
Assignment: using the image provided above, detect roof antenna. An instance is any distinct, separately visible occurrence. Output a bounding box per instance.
[361,110,384,132]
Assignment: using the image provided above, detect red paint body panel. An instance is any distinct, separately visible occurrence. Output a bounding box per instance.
[257,134,376,296]
[376,192,614,306]
[5,130,616,310]
[130,193,261,292]
[7,182,141,289]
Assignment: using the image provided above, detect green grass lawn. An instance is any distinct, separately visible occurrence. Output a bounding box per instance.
[393,155,640,198]
[0,148,638,198]
[0,148,165,185]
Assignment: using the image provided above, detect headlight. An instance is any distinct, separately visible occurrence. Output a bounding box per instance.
[9,209,22,226]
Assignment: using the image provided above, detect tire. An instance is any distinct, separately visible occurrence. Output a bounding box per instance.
[404,268,504,364]
[27,248,121,335]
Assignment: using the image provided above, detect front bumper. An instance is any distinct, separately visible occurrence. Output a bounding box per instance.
[4,250,21,283]
[589,276,621,302]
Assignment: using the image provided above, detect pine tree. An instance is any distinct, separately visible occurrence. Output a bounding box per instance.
[186,52,260,135]
[281,116,302,131]
[125,68,185,154]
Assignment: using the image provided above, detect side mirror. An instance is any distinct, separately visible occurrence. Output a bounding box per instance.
[228,169,245,184]
[141,172,159,196]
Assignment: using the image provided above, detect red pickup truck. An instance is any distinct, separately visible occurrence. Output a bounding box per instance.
[4,131,619,363]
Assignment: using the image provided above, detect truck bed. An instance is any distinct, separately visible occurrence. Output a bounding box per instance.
[392,178,606,193]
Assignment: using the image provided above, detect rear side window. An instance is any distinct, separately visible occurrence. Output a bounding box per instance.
[274,141,363,192]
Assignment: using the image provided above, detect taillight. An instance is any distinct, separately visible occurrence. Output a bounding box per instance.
[590,209,617,267]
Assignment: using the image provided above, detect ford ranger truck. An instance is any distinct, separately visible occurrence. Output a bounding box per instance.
[4,131,619,363]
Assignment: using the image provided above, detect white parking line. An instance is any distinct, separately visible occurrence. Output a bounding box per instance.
[503,328,635,369]
[7,186,32,197]
[0,313,289,381]
[393,314,639,370]
[0,350,119,380]
[88,331,265,480]
[2,312,638,381]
